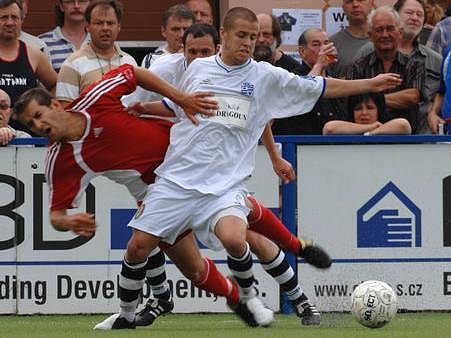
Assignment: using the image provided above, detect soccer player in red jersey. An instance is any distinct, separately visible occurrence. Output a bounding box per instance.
[16,25,334,329]
[15,64,266,326]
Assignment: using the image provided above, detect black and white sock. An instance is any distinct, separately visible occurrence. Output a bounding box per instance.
[145,247,171,301]
[227,242,255,298]
[119,257,147,322]
[261,249,307,304]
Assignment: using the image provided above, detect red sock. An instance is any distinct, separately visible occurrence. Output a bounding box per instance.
[195,257,239,305]
[247,195,301,254]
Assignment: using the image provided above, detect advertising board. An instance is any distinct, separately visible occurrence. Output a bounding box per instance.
[297,144,451,311]
[0,146,280,314]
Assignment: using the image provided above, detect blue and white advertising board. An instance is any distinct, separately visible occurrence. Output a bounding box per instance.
[297,144,451,311]
[0,146,280,314]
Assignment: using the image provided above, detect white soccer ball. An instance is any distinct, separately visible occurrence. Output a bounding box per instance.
[351,280,397,328]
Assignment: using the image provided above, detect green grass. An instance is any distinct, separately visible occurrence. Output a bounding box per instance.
[0,313,450,338]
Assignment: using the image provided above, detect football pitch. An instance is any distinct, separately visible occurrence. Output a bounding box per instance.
[0,312,450,338]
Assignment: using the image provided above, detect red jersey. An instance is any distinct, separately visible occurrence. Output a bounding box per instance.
[46,64,172,211]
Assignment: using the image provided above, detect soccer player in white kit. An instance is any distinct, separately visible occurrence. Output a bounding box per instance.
[95,7,402,330]
[130,23,329,326]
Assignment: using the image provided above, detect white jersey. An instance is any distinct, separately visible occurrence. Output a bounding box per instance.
[157,54,325,195]
[141,45,170,68]
[125,53,186,106]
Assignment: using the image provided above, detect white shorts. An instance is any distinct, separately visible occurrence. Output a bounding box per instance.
[129,177,250,251]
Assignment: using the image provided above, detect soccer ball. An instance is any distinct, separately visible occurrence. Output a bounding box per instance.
[351,280,397,328]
